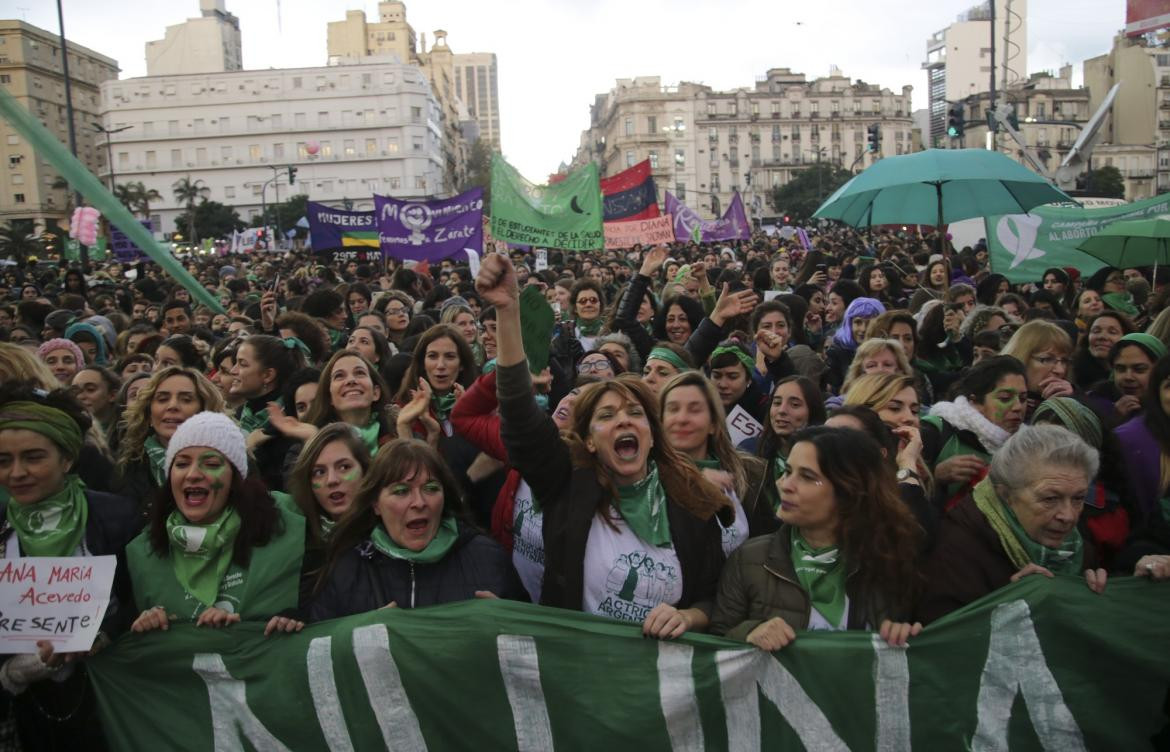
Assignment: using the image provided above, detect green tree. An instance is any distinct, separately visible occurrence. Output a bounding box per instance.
[250,193,309,232]
[769,162,854,223]
[0,223,42,261]
[172,176,210,243]
[115,181,163,218]
[1083,165,1125,199]
[461,138,492,207]
[174,200,244,242]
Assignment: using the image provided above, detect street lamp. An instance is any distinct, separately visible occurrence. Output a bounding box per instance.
[92,123,133,191]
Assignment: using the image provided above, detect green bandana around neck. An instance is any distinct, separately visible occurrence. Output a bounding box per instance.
[355,417,381,456]
[7,475,88,557]
[769,454,789,512]
[789,527,847,628]
[145,434,168,487]
[165,507,241,607]
[318,514,337,539]
[238,401,271,434]
[328,327,347,351]
[576,317,603,337]
[370,516,459,564]
[431,392,457,422]
[615,461,672,547]
[695,456,722,470]
[972,478,1084,575]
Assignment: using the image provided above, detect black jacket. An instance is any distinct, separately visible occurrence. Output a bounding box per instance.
[497,361,726,616]
[307,522,524,620]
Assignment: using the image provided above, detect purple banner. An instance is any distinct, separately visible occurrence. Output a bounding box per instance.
[110,220,153,262]
[375,188,484,262]
[664,191,750,243]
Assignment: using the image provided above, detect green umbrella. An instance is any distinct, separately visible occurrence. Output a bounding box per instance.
[813,149,1071,240]
[1076,215,1170,272]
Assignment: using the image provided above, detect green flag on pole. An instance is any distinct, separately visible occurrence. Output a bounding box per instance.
[88,577,1170,750]
[490,156,603,251]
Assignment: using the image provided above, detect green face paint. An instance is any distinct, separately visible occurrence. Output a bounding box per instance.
[341,469,360,483]
[311,481,324,490]
[990,389,1023,424]
[197,451,229,492]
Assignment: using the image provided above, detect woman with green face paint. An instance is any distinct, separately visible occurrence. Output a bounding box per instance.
[921,356,1028,511]
[307,439,524,619]
[126,412,307,637]
[0,387,139,749]
[288,422,372,547]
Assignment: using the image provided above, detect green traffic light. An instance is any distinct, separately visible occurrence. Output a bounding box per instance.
[947,126,959,137]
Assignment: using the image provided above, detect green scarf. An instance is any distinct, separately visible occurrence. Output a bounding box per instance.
[576,317,603,337]
[7,475,88,557]
[431,392,457,422]
[165,507,242,607]
[695,457,721,470]
[145,434,168,487]
[768,454,789,512]
[789,527,847,629]
[355,417,381,456]
[370,516,459,564]
[238,401,271,434]
[615,461,672,547]
[327,327,347,351]
[318,514,336,539]
[972,478,1084,575]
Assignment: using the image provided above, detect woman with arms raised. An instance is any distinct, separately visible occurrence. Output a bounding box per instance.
[481,253,729,639]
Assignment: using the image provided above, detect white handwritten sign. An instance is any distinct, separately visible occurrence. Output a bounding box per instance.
[0,555,117,653]
[726,405,764,449]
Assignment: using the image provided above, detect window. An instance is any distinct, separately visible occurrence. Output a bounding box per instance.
[273,143,284,158]
[751,101,760,116]
[249,144,262,160]
[321,141,333,157]
[387,139,400,154]
[168,120,178,135]
[318,112,329,127]
[675,183,685,200]
[294,112,306,128]
[772,124,781,142]
[853,101,862,114]
[388,177,401,189]
[320,180,333,192]
[832,101,840,113]
[707,102,716,116]
[1036,102,1046,118]
[145,151,156,168]
[196,147,206,164]
[193,118,204,132]
[673,117,684,131]
[625,117,634,136]
[626,150,635,167]
[810,102,819,116]
[649,150,659,169]
[344,139,356,156]
[709,152,719,167]
[118,152,129,167]
[415,176,427,190]
[647,116,657,134]
[170,149,181,166]
[12,193,24,203]
[5,135,16,145]
[411,106,422,122]
[674,149,685,167]
[7,155,20,167]
[271,114,281,129]
[225,186,235,199]
[412,136,423,152]
[252,183,263,195]
[221,146,232,161]
[0,74,9,84]
[219,117,230,132]
[712,175,721,191]
[292,77,302,88]
[708,127,718,143]
[11,173,22,185]
[729,102,738,117]
[366,138,377,155]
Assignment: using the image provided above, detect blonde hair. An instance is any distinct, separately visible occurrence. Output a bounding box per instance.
[118,366,226,464]
[843,372,917,413]
[1001,320,1072,362]
[0,342,57,389]
[840,338,912,394]
[1146,307,1170,349]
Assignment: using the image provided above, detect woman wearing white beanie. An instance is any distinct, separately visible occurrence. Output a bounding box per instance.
[125,411,307,635]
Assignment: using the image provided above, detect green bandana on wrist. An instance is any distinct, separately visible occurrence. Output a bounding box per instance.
[7,475,88,557]
[789,527,847,628]
[355,417,381,456]
[145,434,168,487]
[370,516,459,564]
[576,318,604,337]
[431,392,457,422]
[166,507,241,607]
[616,461,672,547]
[973,478,1084,575]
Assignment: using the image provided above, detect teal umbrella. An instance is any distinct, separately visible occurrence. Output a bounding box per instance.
[813,149,1071,234]
[1076,216,1170,272]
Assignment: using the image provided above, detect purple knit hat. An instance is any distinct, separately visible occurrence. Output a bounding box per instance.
[37,338,85,365]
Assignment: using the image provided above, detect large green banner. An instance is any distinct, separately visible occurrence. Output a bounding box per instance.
[88,577,1169,750]
[490,156,604,251]
[987,194,1170,283]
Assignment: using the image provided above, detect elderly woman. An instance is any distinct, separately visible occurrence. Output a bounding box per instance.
[307,439,523,618]
[0,387,138,748]
[127,412,306,633]
[1001,320,1076,421]
[710,427,924,649]
[917,425,1108,624]
[482,253,729,639]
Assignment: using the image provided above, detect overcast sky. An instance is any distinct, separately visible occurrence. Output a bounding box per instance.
[2,0,1125,180]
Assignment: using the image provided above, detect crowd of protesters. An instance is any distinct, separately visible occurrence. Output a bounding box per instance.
[1,224,1169,748]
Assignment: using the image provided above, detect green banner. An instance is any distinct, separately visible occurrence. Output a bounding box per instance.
[986,194,1170,283]
[88,577,1169,750]
[490,156,603,251]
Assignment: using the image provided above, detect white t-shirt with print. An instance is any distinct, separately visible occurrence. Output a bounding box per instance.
[718,491,749,557]
[582,511,683,624]
[510,479,545,603]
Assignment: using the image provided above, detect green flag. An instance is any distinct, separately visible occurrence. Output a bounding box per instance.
[986,194,1170,282]
[89,577,1170,750]
[490,155,603,251]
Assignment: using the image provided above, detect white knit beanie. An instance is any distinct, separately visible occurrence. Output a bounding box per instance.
[163,412,249,479]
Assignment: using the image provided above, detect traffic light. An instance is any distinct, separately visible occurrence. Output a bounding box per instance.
[946,103,965,138]
[287,165,297,185]
[866,124,881,153]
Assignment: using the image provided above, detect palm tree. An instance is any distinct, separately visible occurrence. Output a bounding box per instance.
[172,176,209,244]
[0,223,41,261]
[115,181,163,219]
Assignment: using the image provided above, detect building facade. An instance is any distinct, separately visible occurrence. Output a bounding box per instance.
[922,0,1028,147]
[452,52,500,151]
[572,69,915,220]
[0,20,119,233]
[145,0,242,77]
[98,60,444,237]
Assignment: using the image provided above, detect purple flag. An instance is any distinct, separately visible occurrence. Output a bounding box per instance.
[375,188,484,262]
[664,191,750,244]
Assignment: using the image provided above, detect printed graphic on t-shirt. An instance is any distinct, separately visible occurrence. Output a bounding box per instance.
[511,481,545,603]
[583,513,683,624]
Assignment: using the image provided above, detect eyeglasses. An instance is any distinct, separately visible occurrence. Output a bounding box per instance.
[385,306,409,316]
[577,359,612,374]
[576,297,601,306]
[1031,355,1071,368]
